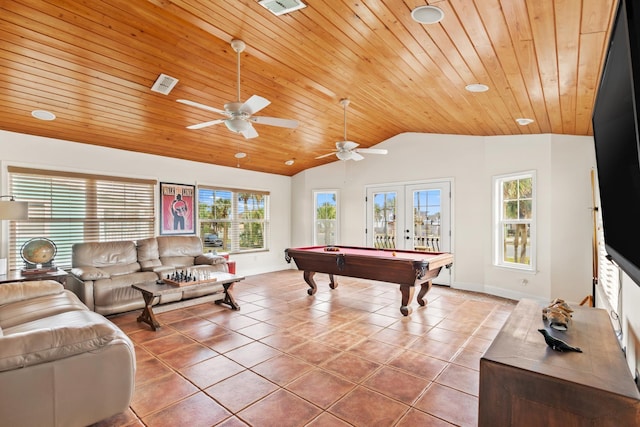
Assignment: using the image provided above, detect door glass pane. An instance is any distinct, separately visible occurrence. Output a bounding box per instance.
[373,192,397,248]
[413,190,441,251]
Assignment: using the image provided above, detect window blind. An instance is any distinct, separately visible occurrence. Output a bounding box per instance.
[8,167,156,270]
[596,205,621,315]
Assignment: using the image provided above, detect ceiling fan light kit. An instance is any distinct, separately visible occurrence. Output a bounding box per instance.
[177,39,298,139]
[226,117,251,133]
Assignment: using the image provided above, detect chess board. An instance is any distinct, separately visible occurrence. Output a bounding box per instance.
[163,277,218,287]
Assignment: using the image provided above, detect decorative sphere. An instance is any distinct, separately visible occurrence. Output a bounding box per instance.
[21,238,57,265]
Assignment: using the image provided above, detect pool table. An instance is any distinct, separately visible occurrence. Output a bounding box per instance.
[284,245,453,316]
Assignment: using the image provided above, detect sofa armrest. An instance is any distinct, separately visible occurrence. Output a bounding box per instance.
[194,253,227,266]
[0,322,120,372]
[0,281,64,306]
[65,275,95,311]
[70,266,111,280]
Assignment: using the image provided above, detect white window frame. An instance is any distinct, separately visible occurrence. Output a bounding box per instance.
[313,189,339,245]
[197,186,270,253]
[493,171,536,271]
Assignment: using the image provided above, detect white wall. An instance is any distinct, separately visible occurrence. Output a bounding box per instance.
[0,130,292,276]
[292,132,595,304]
[3,128,638,376]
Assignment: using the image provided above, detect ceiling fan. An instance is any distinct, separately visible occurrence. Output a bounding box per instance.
[177,39,298,139]
[316,98,388,161]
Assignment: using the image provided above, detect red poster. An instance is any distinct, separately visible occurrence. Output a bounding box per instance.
[160,182,195,235]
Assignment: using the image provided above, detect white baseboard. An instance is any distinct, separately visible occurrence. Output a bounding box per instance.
[452,281,548,304]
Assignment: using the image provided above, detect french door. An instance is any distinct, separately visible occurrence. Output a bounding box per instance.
[366,181,451,285]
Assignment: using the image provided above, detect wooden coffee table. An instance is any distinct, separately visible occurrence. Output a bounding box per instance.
[132,272,244,331]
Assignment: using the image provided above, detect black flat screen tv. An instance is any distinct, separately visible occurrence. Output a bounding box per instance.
[593,0,640,286]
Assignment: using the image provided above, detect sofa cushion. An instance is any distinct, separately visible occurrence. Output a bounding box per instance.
[0,289,88,329]
[70,266,110,281]
[72,241,139,268]
[159,255,196,268]
[195,253,227,266]
[100,262,141,277]
[136,237,163,270]
[93,271,159,311]
[0,280,64,306]
[156,236,203,257]
[71,262,140,279]
[0,311,123,372]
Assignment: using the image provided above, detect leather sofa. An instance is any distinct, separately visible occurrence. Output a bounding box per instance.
[0,280,135,427]
[67,235,229,315]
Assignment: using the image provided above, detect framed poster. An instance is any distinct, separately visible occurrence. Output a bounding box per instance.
[160,182,195,235]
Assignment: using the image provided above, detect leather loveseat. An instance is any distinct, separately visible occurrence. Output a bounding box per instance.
[67,235,229,315]
[0,280,135,427]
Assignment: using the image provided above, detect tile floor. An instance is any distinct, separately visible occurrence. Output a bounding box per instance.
[94,270,516,427]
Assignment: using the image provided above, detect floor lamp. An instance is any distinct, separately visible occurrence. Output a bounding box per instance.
[0,196,29,275]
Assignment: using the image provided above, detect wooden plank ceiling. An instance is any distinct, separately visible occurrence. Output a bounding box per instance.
[0,0,617,176]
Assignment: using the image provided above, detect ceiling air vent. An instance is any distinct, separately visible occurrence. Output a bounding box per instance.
[258,0,306,16]
[151,73,179,95]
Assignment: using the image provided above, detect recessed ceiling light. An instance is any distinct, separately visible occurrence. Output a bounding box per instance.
[31,110,56,121]
[234,152,247,159]
[465,84,489,93]
[516,118,535,126]
[284,159,295,166]
[411,5,444,24]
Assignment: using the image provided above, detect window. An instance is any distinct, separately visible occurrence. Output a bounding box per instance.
[494,171,535,270]
[7,167,156,270]
[198,186,269,252]
[313,190,338,245]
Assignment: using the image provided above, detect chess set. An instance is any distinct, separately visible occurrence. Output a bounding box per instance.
[162,270,218,287]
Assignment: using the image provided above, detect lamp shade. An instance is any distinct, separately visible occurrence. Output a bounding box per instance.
[0,200,29,220]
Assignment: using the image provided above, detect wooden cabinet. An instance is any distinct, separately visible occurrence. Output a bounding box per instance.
[479,299,640,426]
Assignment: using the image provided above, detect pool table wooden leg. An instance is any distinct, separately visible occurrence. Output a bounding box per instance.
[328,274,338,289]
[399,284,414,316]
[417,281,432,306]
[303,271,317,295]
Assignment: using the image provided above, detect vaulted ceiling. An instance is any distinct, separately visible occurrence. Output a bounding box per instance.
[0,0,617,176]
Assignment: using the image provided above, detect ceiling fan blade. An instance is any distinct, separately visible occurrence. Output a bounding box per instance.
[177,99,228,115]
[315,152,337,159]
[240,123,259,139]
[250,116,299,128]
[351,152,365,161]
[355,148,388,155]
[186,119,226,129]
[240,95,270,115]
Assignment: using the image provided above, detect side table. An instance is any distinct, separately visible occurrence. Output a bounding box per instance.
[0,268,68,285]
